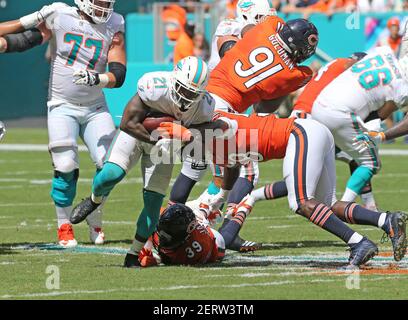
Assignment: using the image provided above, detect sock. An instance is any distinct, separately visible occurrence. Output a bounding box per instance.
[378,212,387,228]
[348,232,364,244]
[136,190,165,239]
[341,188,358,202]
[361,192,377,210]
[343,202,382,227]
[251,181,288,201]
[169,173,196,204]
[207,180,221,195]
[129,238,145,255]
[219,211,249,247]
[309,203,355,243]
[344,166,374,199]
[92,162,126,198]
[227,177,253,205]
[56,206,71,228]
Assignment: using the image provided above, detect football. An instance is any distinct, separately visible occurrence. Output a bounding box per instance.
[142,113,176,133]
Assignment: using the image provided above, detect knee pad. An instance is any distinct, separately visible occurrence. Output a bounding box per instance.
[346,166,374,194]
[50,169,79,207]
[136,190,165,239]
[92,162,126,197]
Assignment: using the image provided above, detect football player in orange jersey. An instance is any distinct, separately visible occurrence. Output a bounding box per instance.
[134,202,256,267]
[157,110,407,267]
[254,52,383,209]
[170,18,318,252]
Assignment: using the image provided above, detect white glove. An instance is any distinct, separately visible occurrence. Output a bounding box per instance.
[73,70,101,87]
[20,3,67,29]
[352,131,385,153]
[0,121,6,142]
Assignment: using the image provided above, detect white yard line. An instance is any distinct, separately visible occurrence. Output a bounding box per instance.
[1,275,403,299]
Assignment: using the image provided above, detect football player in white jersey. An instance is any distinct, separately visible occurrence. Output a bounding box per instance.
[168,0,278,252]
[0,0,127,248]
[70,56,215,268]
[310,46,408,204]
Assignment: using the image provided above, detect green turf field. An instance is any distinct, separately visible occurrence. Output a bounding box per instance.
[1,128,408,300]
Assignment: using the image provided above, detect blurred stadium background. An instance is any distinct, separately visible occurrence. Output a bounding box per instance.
[1,0,407,128]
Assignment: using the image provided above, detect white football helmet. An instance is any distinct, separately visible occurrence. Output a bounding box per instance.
[170,56,209,111]
[399,55,408,79]
[74,0,115,24]
[236,0,277,26]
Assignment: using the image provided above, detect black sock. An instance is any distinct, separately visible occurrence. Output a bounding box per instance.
[264,180,288,200]
[227,177,253,204]
[169,173,196,204]
[309,203,355,243]
[343,202,381,226]
[220,211,247,247]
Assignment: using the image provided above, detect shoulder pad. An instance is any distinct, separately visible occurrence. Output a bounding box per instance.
[108,12,125,34]
[215,19,243,37]
[137,72,169,104]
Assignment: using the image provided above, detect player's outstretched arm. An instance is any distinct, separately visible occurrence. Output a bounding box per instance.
[119,94,154,144]
[0,3,61,37]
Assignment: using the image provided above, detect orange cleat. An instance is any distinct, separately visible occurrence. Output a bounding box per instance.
[58,223,78,248]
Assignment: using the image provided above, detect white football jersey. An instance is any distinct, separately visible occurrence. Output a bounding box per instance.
[316,46,408,120]
[45,4,125,106]
[207,18,245,72]
[137,71,215,127]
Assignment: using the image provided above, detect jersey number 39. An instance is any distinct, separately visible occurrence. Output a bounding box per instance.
[235,47,283,89]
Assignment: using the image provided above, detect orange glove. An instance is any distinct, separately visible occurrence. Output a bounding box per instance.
[138,248,159,267]
[157,122,192,142]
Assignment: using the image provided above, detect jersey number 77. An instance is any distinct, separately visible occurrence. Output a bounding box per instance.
[64,33,103,70]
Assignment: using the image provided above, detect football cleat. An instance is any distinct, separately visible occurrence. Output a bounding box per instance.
[229,234,262,252]
[58,223,78,248]
[123,252,141,268]
[382,211,408,261]
[89,227,105,245]
[348,237,378,267]
[70,197,100,224]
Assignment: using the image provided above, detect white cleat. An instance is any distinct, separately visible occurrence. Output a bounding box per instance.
[58,223,78,248]
[90,227,105,245]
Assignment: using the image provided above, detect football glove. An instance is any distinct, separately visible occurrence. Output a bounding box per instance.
[352,131,385,153]
[138,247,160,267]
[195,203,223,226]
[73,70,100,87]
[157,122,192,142]
[20,3,66,29]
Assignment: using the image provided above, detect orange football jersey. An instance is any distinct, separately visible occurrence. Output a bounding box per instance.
[207,16,313,113]
[293,58,354,113]
[156,224,221,265]
[211,111,295,166]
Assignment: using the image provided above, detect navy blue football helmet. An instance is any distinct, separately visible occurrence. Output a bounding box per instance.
[157,204,196,249]
[277,18,319,63]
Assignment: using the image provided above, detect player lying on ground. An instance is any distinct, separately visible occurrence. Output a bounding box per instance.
[170,17,318,252]
[130,201,255,267]
[158,110,408,267]
[69,57,217,268]
[0,0,126,247]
